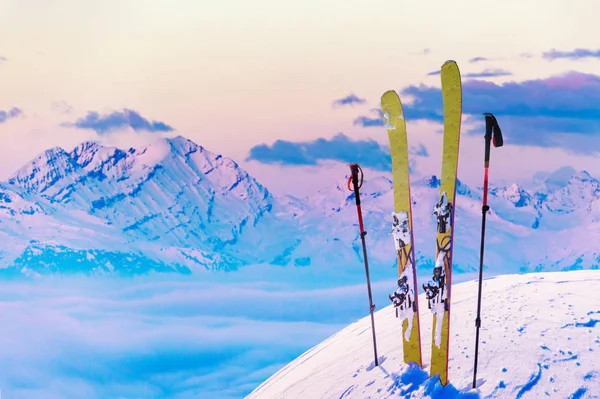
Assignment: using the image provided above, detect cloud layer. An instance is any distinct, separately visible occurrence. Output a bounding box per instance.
[0,264,400,399]
[247,133,392,170]
[354,71,600,152]
[62,109,174,135]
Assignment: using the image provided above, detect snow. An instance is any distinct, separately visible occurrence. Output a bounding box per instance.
[3,135,600,276]
[246,270,600,398]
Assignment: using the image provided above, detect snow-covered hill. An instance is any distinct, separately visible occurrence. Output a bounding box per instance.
[2,135,600,275]
[246,270,600,399]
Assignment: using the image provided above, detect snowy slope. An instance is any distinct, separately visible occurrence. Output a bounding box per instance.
[291,174,528,276]
[246,270,600,399]
[295,167,600,276]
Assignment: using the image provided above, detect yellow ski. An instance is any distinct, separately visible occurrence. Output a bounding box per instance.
[422,60,462,386]
[381,90,422,367]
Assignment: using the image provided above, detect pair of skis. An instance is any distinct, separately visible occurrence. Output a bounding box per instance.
[382,60,462,386]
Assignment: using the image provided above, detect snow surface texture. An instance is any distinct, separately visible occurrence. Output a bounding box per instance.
[2,135,600,275]
[246,270,600,399]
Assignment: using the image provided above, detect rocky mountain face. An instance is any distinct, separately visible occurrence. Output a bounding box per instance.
[1,136,599,276]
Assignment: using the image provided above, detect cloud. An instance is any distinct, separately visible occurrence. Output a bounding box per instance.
[469,57,489,63]
[542,48,600,61]
[0,265,397,399]
[533,165,578,190]
[430,68,511,78]
[353,101,444,126]
[383,71,600,152]
[247,133,391,170]
[352,109,385,127]
[0,107,22,124]
[51,101,74,115]
[61,109,174,134]
[464,68,513,78]
[332,93,366,107]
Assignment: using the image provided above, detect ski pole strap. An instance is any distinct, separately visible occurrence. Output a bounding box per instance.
[348,163,366,234]
[348,163,364,192]
[483,113,503,151]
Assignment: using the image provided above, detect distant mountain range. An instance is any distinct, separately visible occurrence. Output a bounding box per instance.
[1,136,599,276]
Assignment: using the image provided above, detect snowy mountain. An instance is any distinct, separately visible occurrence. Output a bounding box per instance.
[245,269,600,398]
[1,135,600,275]
[0,136,301,274]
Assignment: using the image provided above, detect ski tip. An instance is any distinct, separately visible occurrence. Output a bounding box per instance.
[381,90,400,104]
[441,60,459,70]
[381,90,403,118]
[440,60,461,79]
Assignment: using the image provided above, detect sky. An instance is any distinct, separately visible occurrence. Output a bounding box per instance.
[2,0,600,196]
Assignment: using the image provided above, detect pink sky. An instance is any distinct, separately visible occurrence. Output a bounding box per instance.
[1,0,600,196]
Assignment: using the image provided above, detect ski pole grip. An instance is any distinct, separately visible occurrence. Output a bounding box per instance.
[349,163,361,205]
[483,113,504,167]
[483,113,504,148]
[483,113,494,166]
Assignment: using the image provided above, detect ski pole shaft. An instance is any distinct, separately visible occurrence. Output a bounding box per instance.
[348,162,379,367]
[472,199,488,388]
[473,113,503,389]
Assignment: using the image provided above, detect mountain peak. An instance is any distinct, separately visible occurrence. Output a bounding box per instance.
[70,141,110,169]
[537,167,597,192]
[8,146,79,193]
[489,183,533,208]
[570,170,594,183]
[165,135,206,157]
[44,146,70,159]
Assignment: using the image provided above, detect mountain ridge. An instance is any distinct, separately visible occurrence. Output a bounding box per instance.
[1,135,599,276]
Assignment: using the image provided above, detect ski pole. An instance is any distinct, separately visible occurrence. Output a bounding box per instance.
[348,162,379,367]
[472,113,503,389]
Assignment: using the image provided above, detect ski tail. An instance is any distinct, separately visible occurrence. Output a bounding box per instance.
[381,90,422,367]
[428,60,462,386]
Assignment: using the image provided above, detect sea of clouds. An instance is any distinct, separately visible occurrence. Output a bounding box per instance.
[0,263,485,399]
